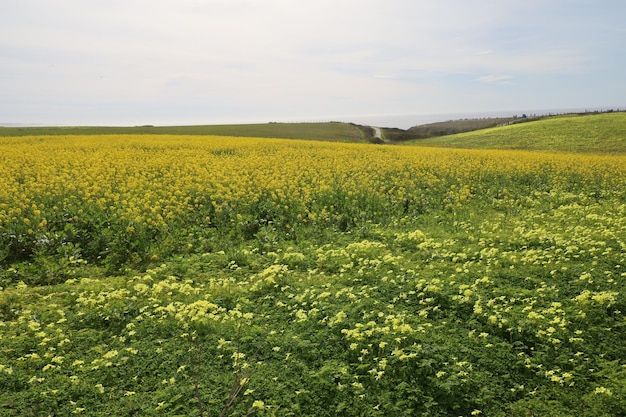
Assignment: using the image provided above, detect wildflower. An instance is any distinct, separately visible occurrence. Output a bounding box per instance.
[103,350,118,359]
[594,387,613,396]
[0,365,13,375]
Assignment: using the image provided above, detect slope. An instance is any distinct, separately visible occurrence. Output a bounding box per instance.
[405,112,626,153]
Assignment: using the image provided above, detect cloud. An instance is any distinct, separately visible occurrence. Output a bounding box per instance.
[479,75,513,83]
[373,74,398,80]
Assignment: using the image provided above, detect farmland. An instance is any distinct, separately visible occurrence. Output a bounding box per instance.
[1,128,626,416]
[0,122,367,142]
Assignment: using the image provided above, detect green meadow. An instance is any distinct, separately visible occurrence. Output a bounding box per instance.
[407,112,626,153]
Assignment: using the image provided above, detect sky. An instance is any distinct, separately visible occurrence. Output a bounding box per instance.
[1,0,625,128]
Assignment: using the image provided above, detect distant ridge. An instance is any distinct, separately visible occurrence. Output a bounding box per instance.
[0,122,372,142]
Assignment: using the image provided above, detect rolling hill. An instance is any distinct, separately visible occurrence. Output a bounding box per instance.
[404,112,626,153]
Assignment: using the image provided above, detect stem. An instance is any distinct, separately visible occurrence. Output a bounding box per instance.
[188,332,205,417]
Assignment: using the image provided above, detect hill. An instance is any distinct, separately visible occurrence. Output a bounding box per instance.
[0,122,368,142]
[404,112,626,153]
[380,116,539,141]
[406,116,534,137]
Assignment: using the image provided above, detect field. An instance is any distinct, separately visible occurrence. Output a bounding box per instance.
[0,122,367,142]
[1,130,626,416]
[407,112,626,153]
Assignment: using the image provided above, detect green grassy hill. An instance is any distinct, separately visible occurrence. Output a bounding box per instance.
[404,116,529,137]
[405,112,626,153]
[0,122,366,142]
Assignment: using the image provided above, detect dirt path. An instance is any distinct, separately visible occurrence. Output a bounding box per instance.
[371,126,388,143]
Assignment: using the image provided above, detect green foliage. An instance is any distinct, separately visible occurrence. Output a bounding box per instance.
[2,190,625,415]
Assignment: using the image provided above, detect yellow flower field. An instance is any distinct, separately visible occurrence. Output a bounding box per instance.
[1,134,626,416]
[1,134,624,232]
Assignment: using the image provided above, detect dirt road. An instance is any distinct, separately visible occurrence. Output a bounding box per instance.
[371,126,388,142]
[372,126,383,140]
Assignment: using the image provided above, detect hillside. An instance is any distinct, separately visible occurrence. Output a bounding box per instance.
[406,116,533,137]
[405,112,626,153]
[379,116,539,141]
[0,122,367,142]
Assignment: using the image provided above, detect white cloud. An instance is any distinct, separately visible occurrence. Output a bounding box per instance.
[479,75,513,83]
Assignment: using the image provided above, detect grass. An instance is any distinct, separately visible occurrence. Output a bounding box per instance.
[0,122,367,142]
[405,112,626,153]
[380,116,533,141]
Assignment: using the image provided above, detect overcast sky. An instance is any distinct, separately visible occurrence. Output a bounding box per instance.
[1,0,625,127]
